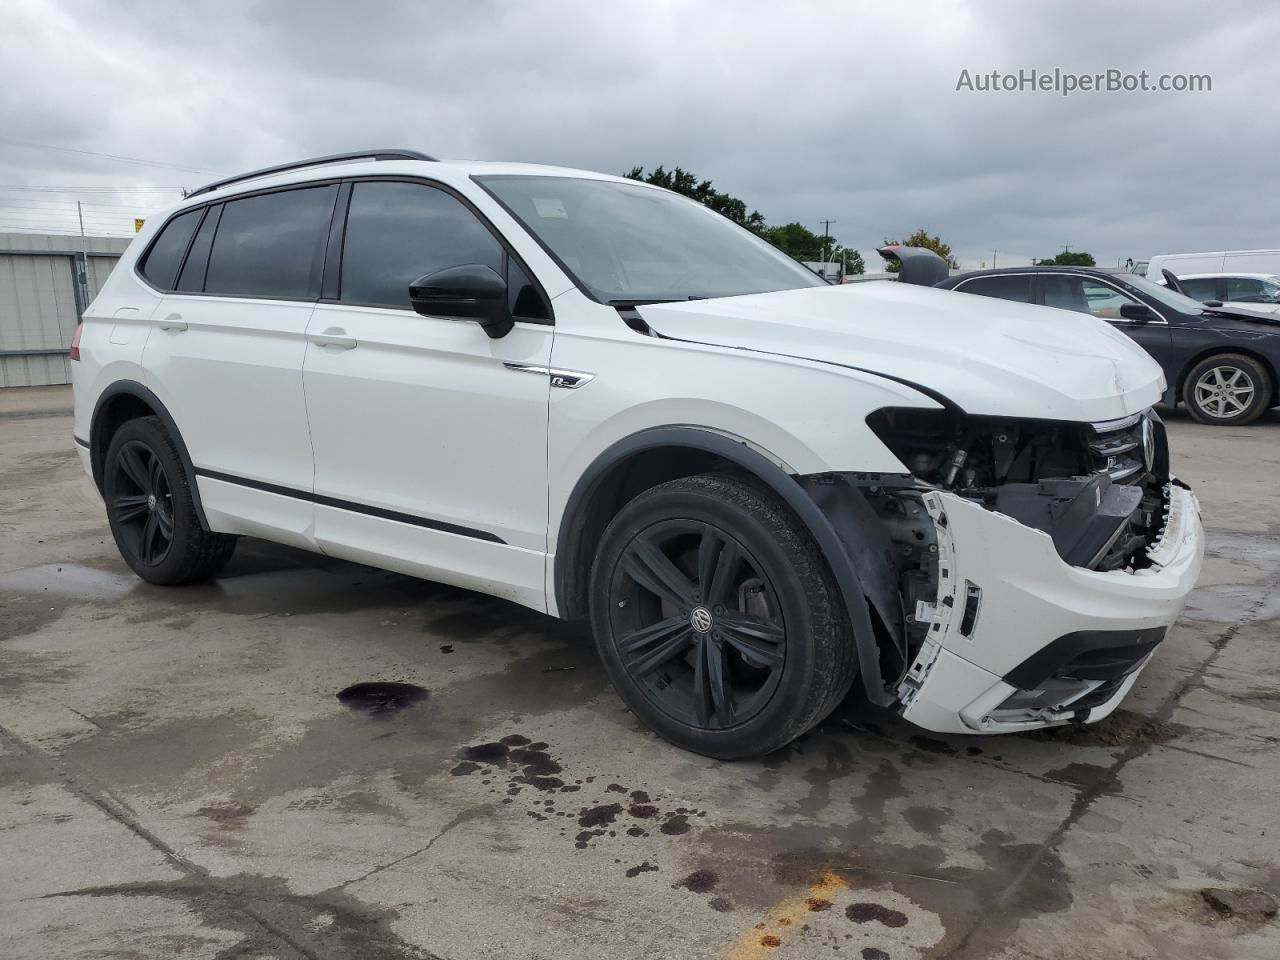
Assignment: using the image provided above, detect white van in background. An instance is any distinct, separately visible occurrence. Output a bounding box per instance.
[1147,249,1280,280]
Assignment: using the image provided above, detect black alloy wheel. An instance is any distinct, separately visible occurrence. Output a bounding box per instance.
[589,474,857,759]
[608,518,786,730]
[110,439,175,567]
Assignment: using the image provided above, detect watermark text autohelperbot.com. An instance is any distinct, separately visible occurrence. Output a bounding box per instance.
[956,68,1211,97]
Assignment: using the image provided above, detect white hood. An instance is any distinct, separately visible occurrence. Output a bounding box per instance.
[637,281,1164,422]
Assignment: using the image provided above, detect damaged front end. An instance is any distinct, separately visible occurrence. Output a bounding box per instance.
[804,407,1204,733]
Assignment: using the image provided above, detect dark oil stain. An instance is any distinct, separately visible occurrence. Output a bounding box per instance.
[439,644,454,653]
[606,783,627,793]
[630,790,651,803]
[862,949,890,960]
[709,897,734,912]
[674,869,718,893]
[335,682,427,716]
[846,902,908,927]
[909,735,958,756]
[629,803,659,819]
[509,747,561,777]
[460,741,509,763]
[760,934,782,947]
[807,897,833,911]
[966,746,983,756]
[501,734,532,746]
[625,861,659,878]
[1044,761,1109,789]
[450,761,481,776]
[903,805,949,837]
[578,803,623,828]
[660,814,691,835]
[193,801,256,827]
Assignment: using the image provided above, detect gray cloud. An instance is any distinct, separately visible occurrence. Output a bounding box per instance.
[1,0,1276,267]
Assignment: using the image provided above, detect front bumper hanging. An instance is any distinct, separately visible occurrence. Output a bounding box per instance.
[897,482,1203,734]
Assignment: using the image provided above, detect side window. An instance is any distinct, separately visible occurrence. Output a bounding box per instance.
[340,181,505,308]
[1225,277,1265,302]
[204,186,337,300]
[1079,279,1138,319]
[139,209,201,290]
[1179,277,1219,302]
[176,205,220,292]
[957,275,1033,303]
[1039,275,1089,313]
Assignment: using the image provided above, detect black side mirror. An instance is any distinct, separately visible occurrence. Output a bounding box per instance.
[1203,299,1224,307]
[409,264,513,339]
[1119,302,1155,323]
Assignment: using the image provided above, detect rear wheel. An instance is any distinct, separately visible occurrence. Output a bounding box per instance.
[104,417,236,584]
[589,474,856,759]
[1183,353,1271,425]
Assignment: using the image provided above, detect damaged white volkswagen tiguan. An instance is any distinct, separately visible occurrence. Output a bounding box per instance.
[71,150,1204,759]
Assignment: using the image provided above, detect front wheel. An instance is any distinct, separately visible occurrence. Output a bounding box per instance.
[103,416,236,584]
[588,474,857,759]
[1183,354,1271,425]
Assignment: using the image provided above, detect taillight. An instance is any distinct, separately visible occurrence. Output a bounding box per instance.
[70,323,83,361]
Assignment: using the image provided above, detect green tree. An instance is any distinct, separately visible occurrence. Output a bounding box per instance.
[1035,250,1096,267]
[881,228,959,272]
[624,165,766,231]
[625,164,863,277]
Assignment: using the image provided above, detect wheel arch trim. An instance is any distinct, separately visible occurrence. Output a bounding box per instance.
[553,425,891,706]
[89,380,210,530]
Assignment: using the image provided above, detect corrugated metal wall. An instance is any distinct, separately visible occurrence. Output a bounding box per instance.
[0,233,132,387]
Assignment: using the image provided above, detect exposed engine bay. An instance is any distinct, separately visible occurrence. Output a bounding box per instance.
[807,407,1173,697]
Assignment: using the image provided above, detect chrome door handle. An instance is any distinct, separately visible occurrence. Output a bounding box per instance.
[309,327,357,350]
[156,313,187,332]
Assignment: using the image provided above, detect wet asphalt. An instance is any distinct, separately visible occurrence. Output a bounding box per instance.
[2,391,1278,959]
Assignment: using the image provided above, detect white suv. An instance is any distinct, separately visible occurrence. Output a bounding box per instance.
[71,150,1204,758]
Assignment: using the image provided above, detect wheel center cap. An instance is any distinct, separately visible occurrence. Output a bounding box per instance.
[147,494,157,511]
[689,606,713,634]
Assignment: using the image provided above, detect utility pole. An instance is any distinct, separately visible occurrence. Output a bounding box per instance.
[992,249,997,268]
[819,219,836,266]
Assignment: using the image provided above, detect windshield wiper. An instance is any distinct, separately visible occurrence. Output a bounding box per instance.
[607,295,709,307]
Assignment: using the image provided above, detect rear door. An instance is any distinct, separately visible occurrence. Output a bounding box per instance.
[141,184,338,546]
[302,178,554,609]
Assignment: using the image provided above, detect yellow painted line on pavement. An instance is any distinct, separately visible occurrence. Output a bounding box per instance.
[721,870,846,960]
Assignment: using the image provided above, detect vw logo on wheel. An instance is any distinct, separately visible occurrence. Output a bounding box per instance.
[689,606,714,634]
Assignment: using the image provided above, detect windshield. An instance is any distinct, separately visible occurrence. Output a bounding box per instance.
[476,175,827,303]
[1118,273,1213,313]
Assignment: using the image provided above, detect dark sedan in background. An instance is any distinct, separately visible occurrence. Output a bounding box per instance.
[936,267,1280,425]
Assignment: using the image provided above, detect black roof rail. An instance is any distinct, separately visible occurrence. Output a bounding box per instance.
[186,149,437,198]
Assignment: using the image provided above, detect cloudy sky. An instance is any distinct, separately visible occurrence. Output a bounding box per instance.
[1,0,1276,269]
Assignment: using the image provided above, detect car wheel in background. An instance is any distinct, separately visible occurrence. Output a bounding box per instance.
[589,474,857,760]
[103,416,237,584]
[1183,354,1271,426]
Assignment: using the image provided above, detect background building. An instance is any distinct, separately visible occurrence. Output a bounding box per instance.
[0,232,131,387]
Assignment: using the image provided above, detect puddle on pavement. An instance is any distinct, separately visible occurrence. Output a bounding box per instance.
[336,682,428,716]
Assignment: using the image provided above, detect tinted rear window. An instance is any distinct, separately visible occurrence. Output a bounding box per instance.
[956,274,1033,303]
[204,186,337,300]
[139,209,201,289]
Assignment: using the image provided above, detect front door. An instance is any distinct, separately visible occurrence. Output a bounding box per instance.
[302,178,554,610]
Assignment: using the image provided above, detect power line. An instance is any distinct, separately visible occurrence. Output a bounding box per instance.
[0,137,208,173]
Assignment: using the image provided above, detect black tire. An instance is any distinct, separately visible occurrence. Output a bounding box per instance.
[1182,353,1271,426]
[103,416,236,585]
[588,474,857,760]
